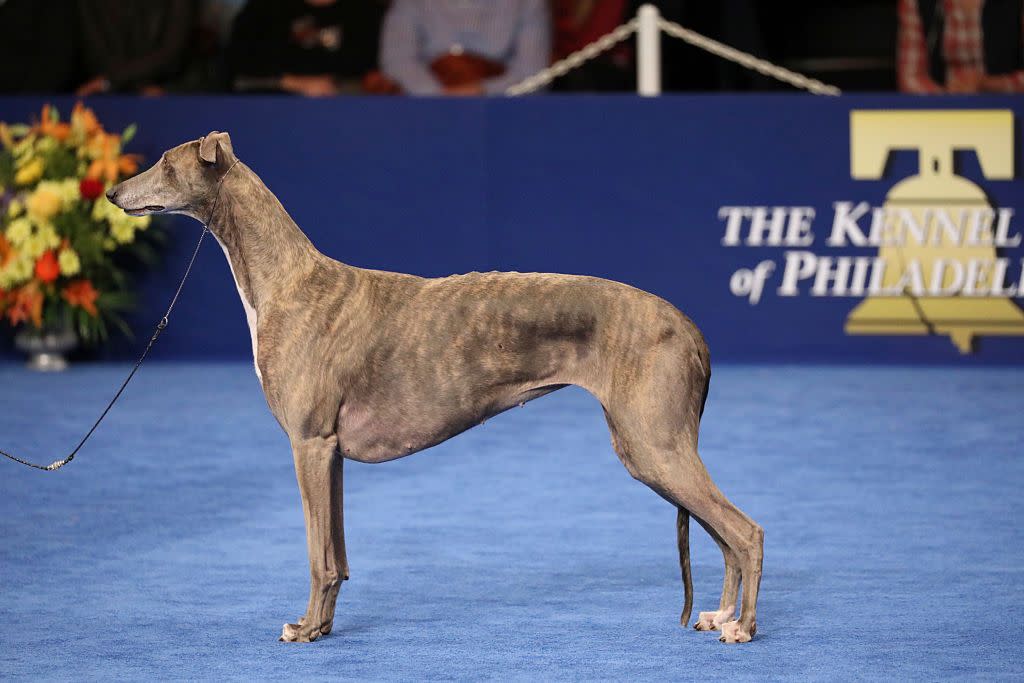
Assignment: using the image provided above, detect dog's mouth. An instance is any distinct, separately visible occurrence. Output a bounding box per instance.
[123,205,165,216]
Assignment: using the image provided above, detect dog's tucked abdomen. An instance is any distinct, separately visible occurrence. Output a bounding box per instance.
[333,270,706,463]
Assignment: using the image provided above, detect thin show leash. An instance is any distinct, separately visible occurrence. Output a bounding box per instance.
[0,157,240,472]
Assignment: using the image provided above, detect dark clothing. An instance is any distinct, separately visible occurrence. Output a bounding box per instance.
[228,0,384,87]
[0,0,77,93]
[77,0,195,90]
[918,0,1024,84]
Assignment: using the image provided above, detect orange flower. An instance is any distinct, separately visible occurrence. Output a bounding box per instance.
[34,104,70,142]
[85,133,141,183]
[62,279,99,317]
[7,284,44,327]
[118,154,141,176]
[70,101,102,138]
[34,250,60,283]
[0,234,13,268]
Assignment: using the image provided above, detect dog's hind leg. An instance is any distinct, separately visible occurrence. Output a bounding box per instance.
[627,441,762,643]
[651,446,762,643]
[600,349,762,643]
[693,525,741,632]
[280,434,347,643]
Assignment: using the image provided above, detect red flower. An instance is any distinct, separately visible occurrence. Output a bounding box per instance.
[62,279,99,317]
[80,177,105,200]
[34,250,59,283]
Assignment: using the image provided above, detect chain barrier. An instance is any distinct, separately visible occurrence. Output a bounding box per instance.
[506,19,639,96]
[506,13,841,96]
[656,18,841,96]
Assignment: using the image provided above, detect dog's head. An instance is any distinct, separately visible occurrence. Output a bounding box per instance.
[106,131,236,222]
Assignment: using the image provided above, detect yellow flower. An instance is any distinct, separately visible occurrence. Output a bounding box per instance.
[91,197,117,222]
[0,251,35,288]
[22,234,45,259]
[110,220,136,244]
[100,201,150,244]
[7,199,23,218]
[14,157,44,186]
[20,223,59,259]
[57,178,80,204]
[30,180,78,213]
[12,135,35,159]
[5,217,32,245]
[37,222,60,248]
[26,187,62,221]
[58,247,81,276]
[0,122,12,149]
[35,136,57,153]
[14,252,34,282]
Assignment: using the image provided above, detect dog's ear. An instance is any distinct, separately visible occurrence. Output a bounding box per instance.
[199,131,234,165]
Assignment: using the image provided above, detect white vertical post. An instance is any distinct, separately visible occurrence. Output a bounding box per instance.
[637,4,662,96]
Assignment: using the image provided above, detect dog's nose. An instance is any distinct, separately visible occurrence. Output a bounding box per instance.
[105,187,117,202]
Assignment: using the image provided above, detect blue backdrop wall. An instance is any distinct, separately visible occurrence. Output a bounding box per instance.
[1,94,1022,363]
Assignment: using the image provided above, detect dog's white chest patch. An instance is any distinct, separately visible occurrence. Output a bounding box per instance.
[214,238,262,385]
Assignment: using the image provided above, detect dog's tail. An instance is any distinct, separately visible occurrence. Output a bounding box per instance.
[677,506,694,626]
[677,355,706,628]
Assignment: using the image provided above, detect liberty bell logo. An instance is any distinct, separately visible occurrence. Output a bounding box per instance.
[844,110,1024,353]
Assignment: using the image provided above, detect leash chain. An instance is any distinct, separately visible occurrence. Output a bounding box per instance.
[0,158,239,472]
[0,227,208,471]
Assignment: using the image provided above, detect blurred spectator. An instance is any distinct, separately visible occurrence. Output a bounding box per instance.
[228,0,385,96]
[76,0,195,96]
[379,0,551,96]
[551,0,632,91]
[898,0,1024,93]
[0,0,77,93]
[175,0,250,91]
[201,0,248,45]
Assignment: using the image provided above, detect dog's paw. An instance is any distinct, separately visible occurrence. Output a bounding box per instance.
[694,605,734,631]
[718,620,755,644]
[279,619,324,643]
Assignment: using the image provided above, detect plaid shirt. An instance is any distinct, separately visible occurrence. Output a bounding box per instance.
[898,0,1024,93]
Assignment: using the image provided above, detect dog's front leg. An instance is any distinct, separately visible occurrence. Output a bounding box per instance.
[280,434,347,643]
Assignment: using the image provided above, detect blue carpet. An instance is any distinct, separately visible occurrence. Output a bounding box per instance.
[1,362,1022,680]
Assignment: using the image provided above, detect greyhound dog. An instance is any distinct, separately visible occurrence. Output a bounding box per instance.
[107,132,764,644]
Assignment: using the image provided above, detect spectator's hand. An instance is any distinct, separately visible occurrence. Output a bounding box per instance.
[76,76,111,96]
[947,71,981,94]
[978,74,1009,93]
[444,82,484,97]
[281,74,340,97]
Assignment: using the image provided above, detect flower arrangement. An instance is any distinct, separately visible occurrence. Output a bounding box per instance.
[0,104,163,344]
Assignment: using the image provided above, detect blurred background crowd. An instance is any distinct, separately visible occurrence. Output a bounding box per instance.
[0,0,1022,96]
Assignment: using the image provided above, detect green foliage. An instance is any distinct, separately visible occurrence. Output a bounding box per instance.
[39,145,79,180]
[0,149,13,188]
[121,124,137,146]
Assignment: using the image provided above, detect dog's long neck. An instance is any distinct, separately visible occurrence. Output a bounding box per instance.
[206,162,319,313]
